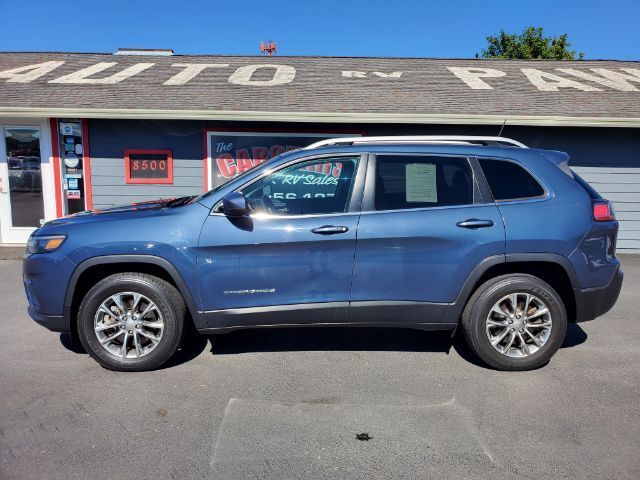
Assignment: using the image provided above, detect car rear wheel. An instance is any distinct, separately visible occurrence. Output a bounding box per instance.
[461,274,567,371]
[77,273,186,372]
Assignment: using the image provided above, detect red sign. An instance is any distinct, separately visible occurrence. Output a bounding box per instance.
[208,133,338,188]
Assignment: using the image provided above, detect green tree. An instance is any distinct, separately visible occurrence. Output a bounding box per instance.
[477,27,584,60]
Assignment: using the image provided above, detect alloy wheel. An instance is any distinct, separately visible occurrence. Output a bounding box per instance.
[485,292,552,358]
[93,291,164,359]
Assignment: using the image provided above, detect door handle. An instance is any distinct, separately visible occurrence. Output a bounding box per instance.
[311,225,349,235]
[456,219,494,229]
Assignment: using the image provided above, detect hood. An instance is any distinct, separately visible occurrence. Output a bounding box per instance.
[77,197,178,215]
[41,196,197,228]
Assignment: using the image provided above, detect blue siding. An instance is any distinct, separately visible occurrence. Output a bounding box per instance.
[86,119,640,251]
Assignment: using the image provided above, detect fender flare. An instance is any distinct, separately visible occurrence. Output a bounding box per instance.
[63,255,203,330]
[442,253,579,323]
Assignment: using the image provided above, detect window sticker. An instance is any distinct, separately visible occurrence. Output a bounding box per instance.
[406,163,437,203]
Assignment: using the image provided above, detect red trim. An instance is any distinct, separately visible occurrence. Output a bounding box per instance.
[202,129,209,191]
[124,149,174,184]
[49,118,64,218]
[81,119,93,210]
[202,125,366,191]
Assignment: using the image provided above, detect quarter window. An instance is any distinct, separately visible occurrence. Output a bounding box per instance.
[242,157,359,215]
[374,155,473,211]
[478,158,544,201]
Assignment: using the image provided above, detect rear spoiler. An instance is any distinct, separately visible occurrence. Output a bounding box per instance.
[540,150,572,177]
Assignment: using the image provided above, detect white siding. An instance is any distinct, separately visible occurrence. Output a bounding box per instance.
[573,166,640,253]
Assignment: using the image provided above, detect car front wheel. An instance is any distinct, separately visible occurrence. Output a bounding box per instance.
[77,272,186,372]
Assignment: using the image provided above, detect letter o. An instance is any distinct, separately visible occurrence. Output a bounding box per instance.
[228,64,296,86]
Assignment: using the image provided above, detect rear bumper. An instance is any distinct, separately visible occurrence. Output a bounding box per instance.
[574,266,623,322]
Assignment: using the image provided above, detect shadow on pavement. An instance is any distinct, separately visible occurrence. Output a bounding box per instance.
[208,327,454,355]
[452,322,588,369]
[562,322,589,348]
[59,333,86,354]
[59,330,211,369]
[59,322,587,369]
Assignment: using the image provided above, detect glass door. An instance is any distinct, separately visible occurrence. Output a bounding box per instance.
[0,126,46,243]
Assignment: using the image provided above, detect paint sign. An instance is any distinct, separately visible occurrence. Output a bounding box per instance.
[2,60,640,92]
[67,189,81,200]
[208,132,346,188]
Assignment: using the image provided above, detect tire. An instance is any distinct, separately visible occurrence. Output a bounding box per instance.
[77,272,186,372]
[461,274,567,371]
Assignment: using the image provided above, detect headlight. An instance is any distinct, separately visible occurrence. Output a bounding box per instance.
[26,235,66,254]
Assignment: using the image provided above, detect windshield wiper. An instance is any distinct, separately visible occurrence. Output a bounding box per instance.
[166,196,196,208]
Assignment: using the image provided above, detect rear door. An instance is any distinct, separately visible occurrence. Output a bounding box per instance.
[350,153,505,325]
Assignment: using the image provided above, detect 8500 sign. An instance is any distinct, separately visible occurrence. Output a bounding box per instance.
[125,149,173,184]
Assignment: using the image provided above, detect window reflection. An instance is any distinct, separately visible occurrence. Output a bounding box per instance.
[5,128,44,227]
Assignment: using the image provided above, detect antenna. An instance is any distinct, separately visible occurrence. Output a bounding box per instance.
[497,119,507,137]
[260,41,277,56]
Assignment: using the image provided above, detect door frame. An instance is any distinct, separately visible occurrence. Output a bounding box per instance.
[0,117,57,244]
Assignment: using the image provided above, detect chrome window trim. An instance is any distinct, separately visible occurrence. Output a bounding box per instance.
[209,211,361,219]
[358,202,488,216]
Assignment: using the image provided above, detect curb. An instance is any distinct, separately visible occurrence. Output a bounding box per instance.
[0,247,24,261]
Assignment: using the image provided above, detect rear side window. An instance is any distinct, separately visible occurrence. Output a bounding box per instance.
[375,155,473,211]
[478,158,545,201]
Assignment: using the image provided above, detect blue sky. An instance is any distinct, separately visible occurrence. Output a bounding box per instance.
[1,0,638,60]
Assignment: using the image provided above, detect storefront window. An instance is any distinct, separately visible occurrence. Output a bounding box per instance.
[207,131,348,189]
[4,128,44,227]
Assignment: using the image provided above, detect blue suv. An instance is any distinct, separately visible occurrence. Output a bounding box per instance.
[23,136,623,371]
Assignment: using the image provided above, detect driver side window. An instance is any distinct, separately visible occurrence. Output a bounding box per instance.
[241,157,359,215]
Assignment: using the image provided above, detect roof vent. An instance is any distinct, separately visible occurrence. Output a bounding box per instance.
[114,48,174,56]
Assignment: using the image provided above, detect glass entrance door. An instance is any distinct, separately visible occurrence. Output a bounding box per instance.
[0,126,46,243]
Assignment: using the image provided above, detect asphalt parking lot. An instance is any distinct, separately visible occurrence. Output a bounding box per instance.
[1,255,639,480]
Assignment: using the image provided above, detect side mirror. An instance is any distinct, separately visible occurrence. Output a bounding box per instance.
[222,191,249,216]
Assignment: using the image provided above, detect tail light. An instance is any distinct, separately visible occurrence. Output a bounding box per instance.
[593,201,615,222]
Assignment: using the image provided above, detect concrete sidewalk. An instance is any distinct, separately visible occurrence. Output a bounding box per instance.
[0,246,23,260]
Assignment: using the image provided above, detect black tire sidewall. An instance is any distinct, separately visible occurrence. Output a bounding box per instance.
[77,275,182,371]
[466,276,567,370]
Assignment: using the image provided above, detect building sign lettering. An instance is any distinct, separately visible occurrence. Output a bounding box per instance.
[206,132,347,189]
[341,71,403,78]
[1,61,639,92]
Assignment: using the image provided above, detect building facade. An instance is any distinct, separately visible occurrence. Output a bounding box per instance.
[1,52,639,250]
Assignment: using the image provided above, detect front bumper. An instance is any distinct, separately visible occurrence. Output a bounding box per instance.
[27,306,68,332]
[23,250,75,333]
[574,266,623,322]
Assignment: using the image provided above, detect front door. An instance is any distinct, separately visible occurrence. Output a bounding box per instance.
[350,153,505,324]
[0,120,55,244]
[197,154,365,329]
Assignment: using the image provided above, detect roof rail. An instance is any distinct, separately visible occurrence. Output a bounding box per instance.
[303,135,528,149]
